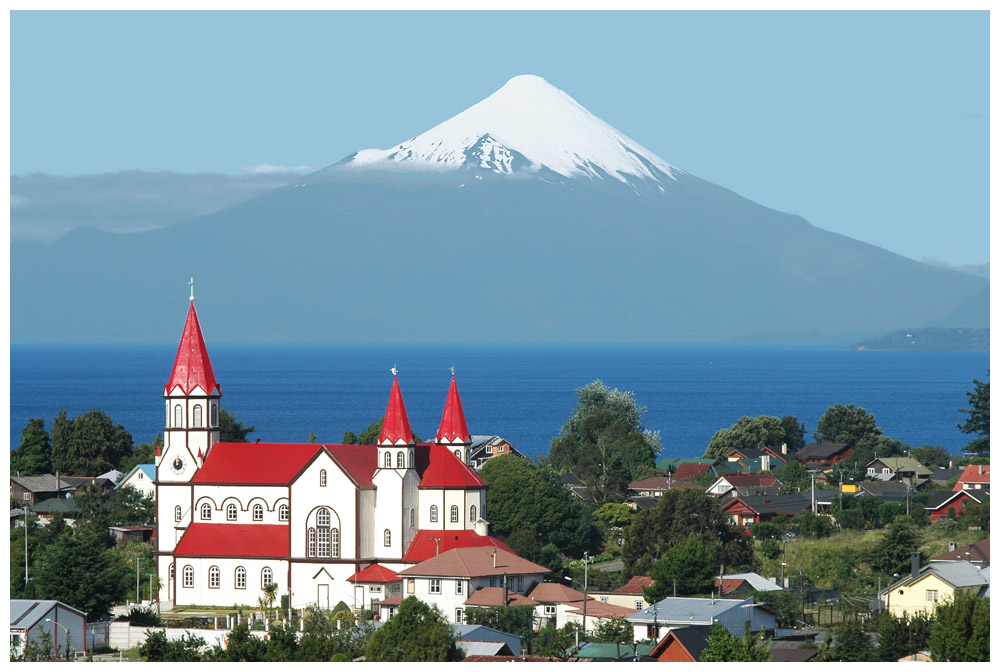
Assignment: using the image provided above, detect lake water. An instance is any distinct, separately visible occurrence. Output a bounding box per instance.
[8,343,989,460]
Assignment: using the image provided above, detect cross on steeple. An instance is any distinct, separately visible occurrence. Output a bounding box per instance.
[189,277,195,302]
[391,365,398,377]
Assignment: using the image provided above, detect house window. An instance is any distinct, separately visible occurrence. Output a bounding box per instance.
[201,503,212,520]
[384,529,391,547]
[235,567,246,589]
[391,584,400,593]
[138,472,144,480]
[320,470,327,487]
[279,504,289,521]
[883,468,891,474]
[192,404,203,428]
[397,452,405,468]
[209,566,220,589]
[636,600,643,610]
[211,403,218,427]
[926,590,939,602]
[23,492,31,501]
[470,505,477,521]
[647,625,657,639]
[384,452,391,468]
[450,505,459,523]
[174,404,183,427]
[387,607,396,618]
[183,565,194,588]
[430,505,438,523]
[499,445,505,452]
[486,445,493,455]
[369,585,382,593]
[455,609,464,624]
[407,578,415,594]
[456,580,463,595]
[262,567,273,588]
[308,528,316,557]
[544,605,556,616]
[490,577,497,588]
[174,505,182,522]
[331,528,340,558]
[429,579,441,594]
[253,504,264,521]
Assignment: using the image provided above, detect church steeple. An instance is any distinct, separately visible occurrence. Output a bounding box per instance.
[165,298,219,397]
[435,369,472,464]
[379,367,414,447]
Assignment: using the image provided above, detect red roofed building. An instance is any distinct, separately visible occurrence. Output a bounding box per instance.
[954,463,990,492]
[155,293,508,613]
[590,575,655,612]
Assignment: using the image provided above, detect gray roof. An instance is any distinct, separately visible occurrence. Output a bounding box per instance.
[796,443,850,461]
[723,573,782,592]
[10,475,69,493]
[628,597,748,624]
[454,623,521,656]
[11,599,85,628]
[457,641,512,657]
[28,498,81,514]
[925,561,989,589]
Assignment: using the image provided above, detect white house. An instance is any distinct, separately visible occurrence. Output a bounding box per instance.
[156,296,508,611]
[117,464,156,500]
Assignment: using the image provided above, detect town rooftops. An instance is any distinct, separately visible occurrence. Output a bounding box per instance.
[174,523,289,558]
[399,546,549,579]
[933,537,990,565]
[564,600,638,619]
[379,373,414,446]
[628,477,673,491]
[925,489,987,512]
[116,464,155,488]
[867,457,932,477]
[10,475,74,494]
[673,462,715,480]
[402,529,512,564]
[649,625,713,661]
[715,573,782,593]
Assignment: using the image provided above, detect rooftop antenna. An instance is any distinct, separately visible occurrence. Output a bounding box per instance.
[189,277,195,302]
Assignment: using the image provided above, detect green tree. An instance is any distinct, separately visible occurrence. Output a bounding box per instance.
[908,445,951,470]
[139,631,206,662]
[207,622,267,661]
[875,611,931,661]
[869,516,920,576]
[751,590,800,628]
[700,622,770,661]
[10,418,52,476]
[789,510,833,539]
[929,593,989,661]
[824,620,875,662]
[32,525,127,620]
[814,403,882,456]
[264,621,300,662]
[465,605,536,643]
[958,374,989,457]
[704,416,787,461]
[533,623,577,660]
[119,435,161,475]
[778,459,810,492]
[50,409,136,475]
[109,485,156,526]
[779,416,807,451]
[219,408,256,442]
[645,533,716,600]
[591,616,633,645]
[364,597,462,662]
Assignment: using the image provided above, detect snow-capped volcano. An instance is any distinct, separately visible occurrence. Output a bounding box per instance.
[342,74,680,184]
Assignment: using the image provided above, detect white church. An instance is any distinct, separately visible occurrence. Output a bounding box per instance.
[155,295,510,612]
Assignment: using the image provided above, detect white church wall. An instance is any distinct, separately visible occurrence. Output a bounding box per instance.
[290,452,359,559]
[372,468,404,559]
[289,562,356,610]
[172,557,288,609]
[156,484,192,553]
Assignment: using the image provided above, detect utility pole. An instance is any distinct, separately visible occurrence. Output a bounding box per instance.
[134,558,141,604]
[24,508,29,590]
[811,474,816,514]
[582,551,589,640]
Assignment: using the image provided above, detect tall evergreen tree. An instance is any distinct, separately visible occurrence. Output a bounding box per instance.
[11,418,52,476]
[929,594,989,661]
[49,409,135,474]
[958,374,989,457]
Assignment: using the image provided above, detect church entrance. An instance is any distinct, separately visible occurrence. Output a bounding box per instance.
[317,584,329,610]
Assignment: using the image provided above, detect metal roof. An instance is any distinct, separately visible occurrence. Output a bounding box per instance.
[10,600,85,629]
[628,597,750,624]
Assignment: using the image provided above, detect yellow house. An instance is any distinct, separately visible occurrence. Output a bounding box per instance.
[880,560,988,618]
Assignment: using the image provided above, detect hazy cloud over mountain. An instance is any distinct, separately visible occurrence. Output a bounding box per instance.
[10,171,295,242]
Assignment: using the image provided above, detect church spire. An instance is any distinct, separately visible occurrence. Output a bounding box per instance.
[435,370,471,444]
[379,367,414,446]
[165,299,219,396]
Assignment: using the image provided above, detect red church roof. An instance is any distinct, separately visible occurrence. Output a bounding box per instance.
[435,374,471,444]
[403,529,512,564]
[175,523,288,558]
[417,444,487,489]
[191,443,377,486]
[165,302,219,395]
[347,563,401,583]
[379,373,414,445]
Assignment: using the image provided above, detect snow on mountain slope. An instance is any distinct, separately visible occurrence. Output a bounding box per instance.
[342,74,680,185]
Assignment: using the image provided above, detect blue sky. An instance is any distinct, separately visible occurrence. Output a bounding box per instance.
[10,10,989,264]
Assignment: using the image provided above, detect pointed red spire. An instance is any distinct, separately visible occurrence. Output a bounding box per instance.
[379,369,414,446]
[165,302,219,396]
[155,443,161,458]
[435,373,471,444]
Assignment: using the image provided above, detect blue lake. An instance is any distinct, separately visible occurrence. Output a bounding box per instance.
[8,343,989,460]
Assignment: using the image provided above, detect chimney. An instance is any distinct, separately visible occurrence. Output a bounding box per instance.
[911,552,921,580]
[979,465,984,475]
[493,552,497,569]
[474,519,489,537]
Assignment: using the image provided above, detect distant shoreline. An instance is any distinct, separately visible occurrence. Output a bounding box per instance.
[849,328,989,351]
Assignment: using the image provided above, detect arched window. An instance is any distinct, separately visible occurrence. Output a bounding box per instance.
[317,508,331,556]
[307,528,316,557]
[331,528,340,558]
[183,565,194,588]
[430,505,439,523]
[450,505,459,523]
[320,470,327,487]
[174,404,183,427]
[409,450,414,467]
[279,504,289,521]
[384,452,392,468]
[384,529,391,547]
[235,566,246,589]
[397,452,405,468]
[454,449,461,460]
[262,567,273,588]
[174,505,182,522]
[470,505,477,521]
[209,566,220,589]
[169,564,175,580]
[227,504,238,521]
[192,404,203,428]
[253,504,264,521]
[201,503,212,520]
[409,509,415,526]
[211,403,218,427]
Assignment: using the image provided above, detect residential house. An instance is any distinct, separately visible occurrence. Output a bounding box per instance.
[116,464,156,499]
[713,573,783,598]
[719,492,818,527]
[672,462,717,482]
[794,443,853,469]
[769,639,822,662]
[10,475,73,508]
[347,563,403,613]
[454,623,523,656]
[933,538,989,568]
[723,447,788,473]
[856,481,911,502]
[109,525,155,545]
[927,468,962,488]
[649,625,713,662]
[626,596,776,643]
[706,474,782,498]
[468,436,528,470]
[864,457,932,487]
[396,546,549,625]
[880,557,989,617]
[590,575,654,612]
[526,582,636,631]
[624,496,659,511]
[954,464,990,492]
[924,490,987,522]
[10,599,87,659]
[570,642,656,661]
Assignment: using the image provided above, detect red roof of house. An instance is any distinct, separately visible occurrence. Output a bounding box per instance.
[347,563,401,583]
[527,583,586,603]
[165,302,219,396]
[417,444,487,489]
[379,374,414,445]
[464,587,537,607]
[403,529,512,563]
[714,578,747,596]
[566,600,639,618]
[435,374,471,444]
[674,462,713,480]
[954,464,990,490]
[613,575,654,595]
[722,474,780,487]
[192,443,377,486]
[174,523,288,558]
